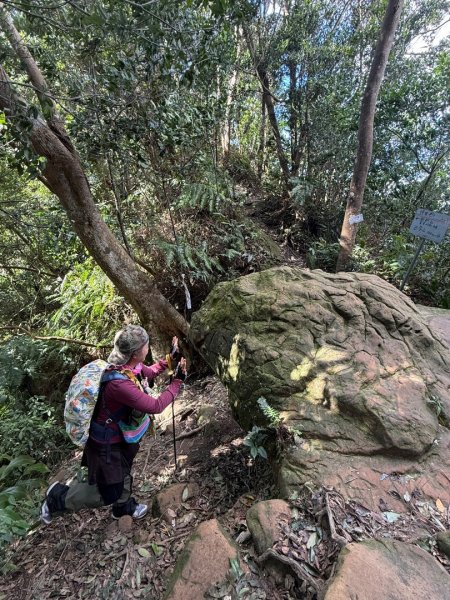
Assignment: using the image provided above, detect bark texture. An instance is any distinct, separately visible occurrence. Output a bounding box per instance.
[336,0,404,272]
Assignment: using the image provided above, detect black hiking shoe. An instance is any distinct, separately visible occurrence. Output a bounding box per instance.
[40,481,69,525]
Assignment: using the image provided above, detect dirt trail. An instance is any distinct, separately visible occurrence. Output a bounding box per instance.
[0,376,276,600]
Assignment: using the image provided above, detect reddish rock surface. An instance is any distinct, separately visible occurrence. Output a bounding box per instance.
[152,482,199,522]
[284,430,450,513]
[118,515,133,534]
[164,519,243,600]
[324,539,450,600]
[246,499,291,555]
[418,305,450,349]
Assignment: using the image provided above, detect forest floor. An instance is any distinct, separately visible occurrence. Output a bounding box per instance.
[0,376,281,600]
[1,373,449,600]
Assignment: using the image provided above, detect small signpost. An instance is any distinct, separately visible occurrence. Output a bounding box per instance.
[400,209,450,291]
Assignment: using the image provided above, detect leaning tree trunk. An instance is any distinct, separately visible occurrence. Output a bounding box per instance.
[0,7,188,349]
[336,0,404,272]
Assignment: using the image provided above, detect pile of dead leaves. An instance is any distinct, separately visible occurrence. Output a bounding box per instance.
[254,487,450,599]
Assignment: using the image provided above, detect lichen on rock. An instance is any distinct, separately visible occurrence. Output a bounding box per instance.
[189,266,450,510]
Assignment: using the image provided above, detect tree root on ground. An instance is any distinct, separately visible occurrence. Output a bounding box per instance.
[255,548,324,596]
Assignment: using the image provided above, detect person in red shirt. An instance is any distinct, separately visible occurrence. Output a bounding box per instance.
[41,325,186,524]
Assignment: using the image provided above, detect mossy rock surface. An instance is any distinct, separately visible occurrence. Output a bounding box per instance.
[197,404,215,424]
[436,530,450,558]
[246,499,291,555]
[189,266,450,511]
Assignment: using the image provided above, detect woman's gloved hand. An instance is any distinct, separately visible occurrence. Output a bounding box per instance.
[170,336,182,361]
[173,357,187,382]
[166,336,182,374]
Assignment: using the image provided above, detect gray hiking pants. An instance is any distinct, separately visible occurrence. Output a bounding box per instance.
[64,474,132,511]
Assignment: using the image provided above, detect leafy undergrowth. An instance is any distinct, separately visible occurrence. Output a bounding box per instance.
[0,375,449,600]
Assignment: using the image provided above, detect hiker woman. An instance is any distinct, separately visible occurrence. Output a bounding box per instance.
[41,324,186,524]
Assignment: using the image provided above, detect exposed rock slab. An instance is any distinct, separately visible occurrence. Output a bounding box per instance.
[324,539,450,600]
[246,499,291,555]
[189,267,450,510]
[164,519,242,600]
[152,482,199,523]
[418,305,450,349]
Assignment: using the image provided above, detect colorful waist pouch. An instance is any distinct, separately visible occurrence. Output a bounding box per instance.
[118,411,151,443]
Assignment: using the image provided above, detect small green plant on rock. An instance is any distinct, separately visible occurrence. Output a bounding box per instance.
[257,397,282,427]
[243,426,268,460]
[427,394,447,426]
[244,397,303,464]
[258,396,302,451]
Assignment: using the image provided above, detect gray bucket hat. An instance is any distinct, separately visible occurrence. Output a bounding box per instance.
[108,324,149,365]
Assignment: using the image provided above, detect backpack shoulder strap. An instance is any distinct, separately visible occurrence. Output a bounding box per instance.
[94,370,129,423]
[101,371,128,384]
[98,368,145,422]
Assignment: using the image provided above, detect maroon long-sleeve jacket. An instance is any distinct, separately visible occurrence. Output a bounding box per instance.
[92,359,182,444]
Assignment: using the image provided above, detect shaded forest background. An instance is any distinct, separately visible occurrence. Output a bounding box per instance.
[0,0,449,553]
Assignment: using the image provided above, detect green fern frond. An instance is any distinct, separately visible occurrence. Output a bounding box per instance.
[257,396,282,426]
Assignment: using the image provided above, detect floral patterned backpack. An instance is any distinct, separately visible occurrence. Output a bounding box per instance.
[64,360,123,447]
[64,360,151,447]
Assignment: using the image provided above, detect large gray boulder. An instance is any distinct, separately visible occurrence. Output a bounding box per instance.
[189,267,450,511]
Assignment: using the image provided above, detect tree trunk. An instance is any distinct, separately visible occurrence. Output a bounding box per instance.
[221,30,241,156]
[257,95,267,181]
[243,24,291,190]
[0,8,189,349]
[336,0,404,272]
[288,61,298,173]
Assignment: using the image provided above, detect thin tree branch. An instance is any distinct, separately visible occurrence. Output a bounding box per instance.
[174,424,205,441]
[0,264,56,277]
[325,492,350,548]
[0,325,111,348]
[1,0,70,32]
[0,79,78,116]
[2,0,70,9]
[106,152,134,257]
[122,0,181,33]
[0,3,74,149]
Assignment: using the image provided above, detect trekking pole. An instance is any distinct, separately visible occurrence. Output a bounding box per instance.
[172,398,178,471]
